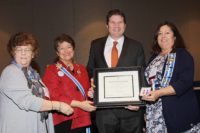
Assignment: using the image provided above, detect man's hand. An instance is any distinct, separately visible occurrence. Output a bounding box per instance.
[125,105,140,111]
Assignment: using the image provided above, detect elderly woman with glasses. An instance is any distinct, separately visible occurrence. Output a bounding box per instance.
[0,32,73,133]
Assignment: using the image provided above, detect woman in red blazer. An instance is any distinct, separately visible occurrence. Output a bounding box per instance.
[43,34,96,133]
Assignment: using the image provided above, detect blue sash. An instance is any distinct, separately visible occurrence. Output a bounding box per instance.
[161,53,176,87]
[56,63,90,133]
[145,53,176,90]
[56,63,87,99]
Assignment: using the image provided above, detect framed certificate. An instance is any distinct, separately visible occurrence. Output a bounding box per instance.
[93,67,145,108]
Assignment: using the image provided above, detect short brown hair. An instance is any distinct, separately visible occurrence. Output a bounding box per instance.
[7,32,38,57]
[106,9,126,24]
[54,34,75,52]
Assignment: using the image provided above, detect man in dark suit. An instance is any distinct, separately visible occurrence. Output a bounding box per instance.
[87,9,145,133]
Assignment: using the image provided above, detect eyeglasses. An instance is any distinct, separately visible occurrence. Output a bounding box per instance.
[15,48,33,53]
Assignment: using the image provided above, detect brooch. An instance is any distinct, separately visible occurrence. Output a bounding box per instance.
[77,68,81,76]
[58,71,64,77]
[76,65,81,76]
[56,63,62,69]
[56,63,64,77]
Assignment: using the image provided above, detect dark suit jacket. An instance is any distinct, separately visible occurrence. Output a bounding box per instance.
[148,48,200,133]
[87,36,145,78]
[87,36,145,119]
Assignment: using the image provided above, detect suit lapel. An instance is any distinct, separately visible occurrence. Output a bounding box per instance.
[117,36,128,67]
[100,37,109,68]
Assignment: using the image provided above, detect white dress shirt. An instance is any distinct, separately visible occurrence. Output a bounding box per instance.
[104,35,124,67]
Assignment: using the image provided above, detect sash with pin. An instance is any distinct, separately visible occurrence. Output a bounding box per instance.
[160,53,176,87]
[56,63,90,133]
[144,53,176,92]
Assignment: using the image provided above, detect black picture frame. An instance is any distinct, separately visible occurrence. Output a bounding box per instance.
[93,66,145,108]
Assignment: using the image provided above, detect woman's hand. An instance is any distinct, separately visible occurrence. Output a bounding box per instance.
[51,101,73,115]
[79,100,96,112]
[88,87,94,98]
[125,105,140,111]
[88,78,95,98]
[142,86,176,102]
[71,100,96,112]
[142,90,161,102]
[60,102,74,115]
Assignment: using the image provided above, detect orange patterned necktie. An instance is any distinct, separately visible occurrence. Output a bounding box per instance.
[111,41,118,67]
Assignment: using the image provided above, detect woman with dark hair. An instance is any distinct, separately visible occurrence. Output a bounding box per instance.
[142,21,200,133]
[42,34,96,133]
[0,32,73,133]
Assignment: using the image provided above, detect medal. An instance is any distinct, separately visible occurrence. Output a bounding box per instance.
[140,87,151,96]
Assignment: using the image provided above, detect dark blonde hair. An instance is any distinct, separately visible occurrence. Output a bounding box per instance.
[7,32,38,57]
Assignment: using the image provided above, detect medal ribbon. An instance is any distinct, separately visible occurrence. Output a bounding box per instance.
[161,53,176,87]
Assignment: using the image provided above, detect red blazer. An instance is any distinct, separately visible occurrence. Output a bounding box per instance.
[42,61,91,129]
